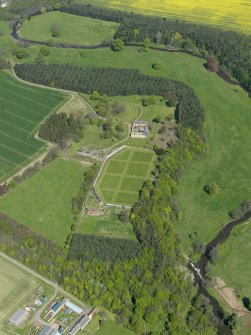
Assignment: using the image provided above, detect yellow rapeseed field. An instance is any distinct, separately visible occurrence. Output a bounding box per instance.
[78,0,251,34]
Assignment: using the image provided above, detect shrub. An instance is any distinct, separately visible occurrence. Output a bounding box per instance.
[90,90,100,100]
[205,182,220,196]
[12,47,29,59]
[79,50,86,58]
[50,23,60,37]
[152,62,162,70]
[111,38,124,52]
[39,46,50,57]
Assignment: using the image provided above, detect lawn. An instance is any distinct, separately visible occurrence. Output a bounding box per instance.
[0,71,67,181]
[22,46,251,252]
[96,147,155,206]
[111,95,174,123]
[0,256,38,330]
[212,220,251,298]
[95,320,136,335]
[80,208,136,240]
[75,0,251,34]
[0,158,87,245]
[20,11,119,45]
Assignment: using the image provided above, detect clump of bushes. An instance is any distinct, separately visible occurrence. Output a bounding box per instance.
[152,62,162,70]
[111,38,124,52]
[12,47,29,59]
[205,182,220,196]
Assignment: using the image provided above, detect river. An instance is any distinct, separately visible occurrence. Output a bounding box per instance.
[189,211,251,335]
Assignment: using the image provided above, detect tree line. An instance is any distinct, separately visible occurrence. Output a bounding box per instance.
[61,3,251,91]
[14,63,205,131]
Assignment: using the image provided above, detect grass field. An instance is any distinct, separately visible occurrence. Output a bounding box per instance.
[20,11,119,45]
[75,0,251,33]
[0,256,38,331]
[80,208,136,240]
[0,158,87,245]
[212,220,251,298]
[24,46,251,252]
[95,320,136,335]
[96,147,155,206]
[0,71,66,181]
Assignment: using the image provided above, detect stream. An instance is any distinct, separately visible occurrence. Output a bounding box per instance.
[189,211,251,335]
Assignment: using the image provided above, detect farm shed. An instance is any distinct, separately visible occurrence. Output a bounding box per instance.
[65,300,83,314]
[67,314,90,335]
[38,325,60,335]
[9,308,29,327]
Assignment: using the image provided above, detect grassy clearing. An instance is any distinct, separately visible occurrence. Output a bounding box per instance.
[96,147,155,206]
[80,208,136,240]
[0,71,67,181]
[75,0,251,34]
[0,256,38,331]
[212,220,251,298]
[0,158,87,245]
[95,320,136,335]
[20,11,119,45]
[58,94,91,119]
[24,46,251,252]
[111,95,174,122]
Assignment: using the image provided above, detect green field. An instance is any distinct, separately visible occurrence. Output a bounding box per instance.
[95,320,136,335]
[0,71,66,181]
[212,220,251,298]
[96,147,155,206]
[20,11,119,46]
[0,256,38,332]
[80,208,136,240]
[0,158,87,245]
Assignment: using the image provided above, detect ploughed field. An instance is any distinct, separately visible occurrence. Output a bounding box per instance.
[0,72,66,181]
[20,11,119,46]
[96,148,155,206]
[0,256,38,326]
[0,158,87,246]
[76,0,251,33]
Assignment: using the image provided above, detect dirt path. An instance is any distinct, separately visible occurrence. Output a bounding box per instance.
[5,149,48,184]
[214,277,251,315]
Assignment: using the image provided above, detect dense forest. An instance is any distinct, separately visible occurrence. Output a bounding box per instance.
[39,112,81,142]
[61,3,251,91]
[68,234,142,262]
[14,64,204,131]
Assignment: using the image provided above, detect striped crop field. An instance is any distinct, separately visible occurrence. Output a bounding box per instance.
[0,72,67,181]
[76,0,251,34]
